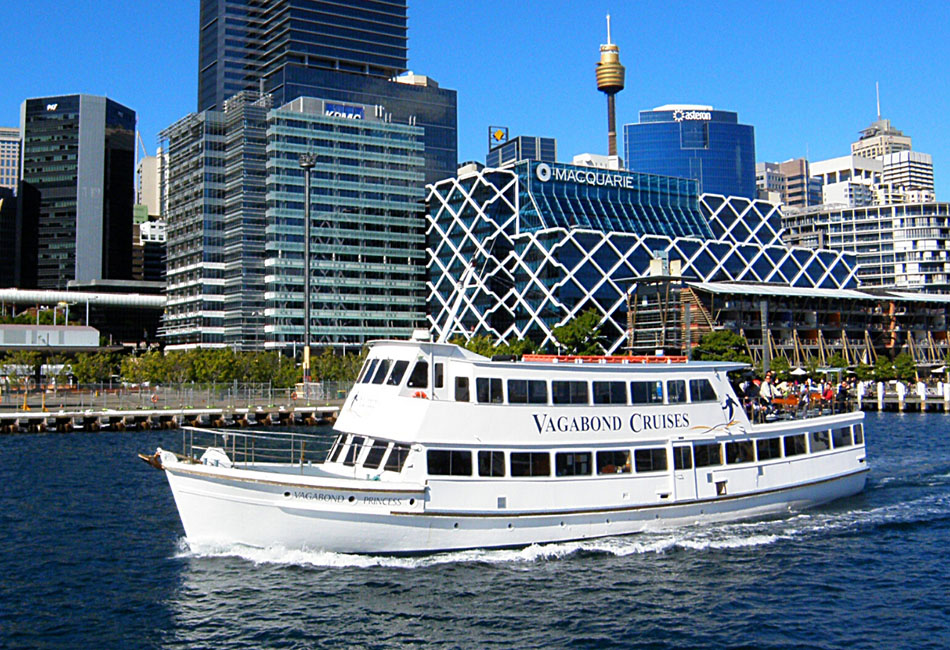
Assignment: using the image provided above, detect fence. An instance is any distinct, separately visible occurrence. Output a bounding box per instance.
[0,381,354,411]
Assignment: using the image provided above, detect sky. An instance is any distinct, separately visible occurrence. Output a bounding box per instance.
[3,0,949,197]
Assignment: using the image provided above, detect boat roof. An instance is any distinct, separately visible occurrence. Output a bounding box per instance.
[368,339,747,373]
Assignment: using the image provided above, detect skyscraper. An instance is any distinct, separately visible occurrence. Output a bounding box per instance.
[17,95,135,289]
[196,0,455,185]
[198,0,408,112]
[624,105,756,199]
[0,127,19,194]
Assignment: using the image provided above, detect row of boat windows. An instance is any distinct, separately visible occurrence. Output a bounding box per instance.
[356,357,719,406]
[327,424,864,477]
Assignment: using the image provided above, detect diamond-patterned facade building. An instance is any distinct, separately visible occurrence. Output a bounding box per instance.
[427,161,858,353]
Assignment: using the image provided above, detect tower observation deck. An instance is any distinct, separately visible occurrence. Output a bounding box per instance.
[596,15,625,157]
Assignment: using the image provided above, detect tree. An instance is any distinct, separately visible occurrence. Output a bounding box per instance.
[691,330,752,364]
[768,356,790,382]
[893,353,917,382]
[552,309,606,355]
[71,352,119,384]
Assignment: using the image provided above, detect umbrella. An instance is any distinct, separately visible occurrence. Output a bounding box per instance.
[790,367,808,376]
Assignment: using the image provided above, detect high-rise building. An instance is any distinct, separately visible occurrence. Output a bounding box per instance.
[264,97,426,349]
[0,127,19,194]
[161,92,425,350]
[486,135,556,168]
[198,0,408,112]
[755,158,822,208]
[851,118,912,159]
[196,0,455,187]
[624,105,756,199]
[17,95,135,289]
[810,155,882,207]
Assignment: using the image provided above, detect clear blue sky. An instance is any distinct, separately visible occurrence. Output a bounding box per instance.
[3,0,948,197]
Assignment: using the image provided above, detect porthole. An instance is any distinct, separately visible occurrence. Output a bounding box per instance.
[453,522,459,529]
[283,491,290,498]
[409,498,415,506]
[348,495,355,503]
[507,523,513,529]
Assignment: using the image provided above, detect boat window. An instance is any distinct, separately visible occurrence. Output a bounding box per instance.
[507,379,528,404]
[360,359,378,384]
[435,363,444,388]
[427,449,473,476]
[507,379,548,404]
[328,435,346,463]
[784,434,807,457]
[528,380,548,403]
[386,360,410,386]
[756,437,782,461]
[510,452,550,477]
[852,423,864,444]
[673,446,692,470]
[552,380,588,405]
[406,361,428,388]
[383,443,411,472]
[555,452,592,476]
[725,440,754,464]
[371,360,391,384]
[596,450,631,474]
[809,430,830,452]
[831,427,852,448]
[689,378,718,402]
[635,448,668,472]
[343,436,366,466]
[593,381,627,404]
[631,380,664,405]
[363,440,389,469]
[356,361,372,383]
[478,450,506,477]
[667,380,687,404]
[476,377,504,403]
[455,376,470,402]
[694,442,723,467]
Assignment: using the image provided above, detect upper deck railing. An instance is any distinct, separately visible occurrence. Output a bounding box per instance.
[178,426,335,469]
[522,354,689,364]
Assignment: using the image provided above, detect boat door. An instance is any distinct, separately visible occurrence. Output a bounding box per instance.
[672,444,697,501]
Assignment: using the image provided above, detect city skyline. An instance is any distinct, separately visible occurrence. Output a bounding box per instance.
[2,0,948,197]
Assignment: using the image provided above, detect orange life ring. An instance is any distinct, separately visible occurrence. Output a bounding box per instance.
[412,391,428,399]
[151,394,159,404]
[291,391,298,401]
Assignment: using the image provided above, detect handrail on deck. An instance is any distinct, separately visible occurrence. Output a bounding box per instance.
[522,354,689,364]
[180,426,334,471]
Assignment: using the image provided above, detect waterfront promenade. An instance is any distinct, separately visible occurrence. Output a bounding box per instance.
[0,384,346,433]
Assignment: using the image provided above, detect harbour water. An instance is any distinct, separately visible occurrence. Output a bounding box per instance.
[1,412,948,649]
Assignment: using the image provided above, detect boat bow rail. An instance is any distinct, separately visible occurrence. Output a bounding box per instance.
[174,426,334,470]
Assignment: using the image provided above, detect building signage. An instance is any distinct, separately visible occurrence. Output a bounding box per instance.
[324,103,364,120]
[46,103,58,111]
[672,109,711,122]
[535,162,639,190]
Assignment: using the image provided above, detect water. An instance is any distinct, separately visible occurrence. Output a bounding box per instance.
[2,413,948,649]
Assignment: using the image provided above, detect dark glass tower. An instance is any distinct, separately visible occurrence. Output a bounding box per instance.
[17,95,134,289]
[197,0,455,186]
[199,0,409,112]
[624,105,756,199]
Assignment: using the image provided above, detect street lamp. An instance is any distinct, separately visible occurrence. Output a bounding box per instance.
[298,153,316,387]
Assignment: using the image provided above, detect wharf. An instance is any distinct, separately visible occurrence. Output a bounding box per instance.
[0,404,339,433]
[857,394,950,413]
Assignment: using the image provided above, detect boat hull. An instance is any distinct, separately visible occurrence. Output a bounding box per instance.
[164,464,868,554]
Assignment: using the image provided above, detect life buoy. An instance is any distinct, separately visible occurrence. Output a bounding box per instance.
[412,391,428,399]
[151,394,159,404]
[291,391,298,401]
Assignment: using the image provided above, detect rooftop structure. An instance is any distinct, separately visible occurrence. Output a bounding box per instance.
[0,127,19,195]
[595,15,625,157]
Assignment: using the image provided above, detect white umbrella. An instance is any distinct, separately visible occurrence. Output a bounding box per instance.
[790,367,808,376]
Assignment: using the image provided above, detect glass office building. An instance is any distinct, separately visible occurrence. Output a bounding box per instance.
[265,97,426,350]
[17,95,135,290]
[197,0,455,186]
[198,0,408,112]
[486,135,556,168]
[427,161,856,352]
[624,105,756,200]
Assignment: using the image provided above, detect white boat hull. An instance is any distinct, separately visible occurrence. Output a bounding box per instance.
[163,460,868,554]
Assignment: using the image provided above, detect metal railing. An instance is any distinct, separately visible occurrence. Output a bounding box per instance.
[181,426,336,470]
